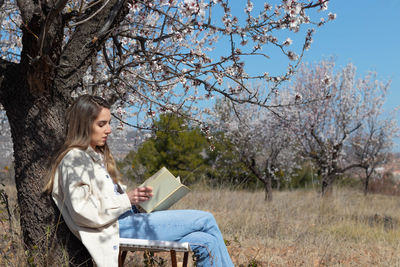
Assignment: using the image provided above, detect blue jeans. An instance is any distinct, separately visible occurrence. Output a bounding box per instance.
[118,209,234,267]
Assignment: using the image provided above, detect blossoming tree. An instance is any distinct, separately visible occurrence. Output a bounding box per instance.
[0,0,332,264]
[214,94,299,201]
[286,59,397,195]
[347,106,399,195]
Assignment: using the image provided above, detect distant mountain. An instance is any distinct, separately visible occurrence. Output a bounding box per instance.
[107,130,146,160]
[392,152,400,159]
[0,129,146,165]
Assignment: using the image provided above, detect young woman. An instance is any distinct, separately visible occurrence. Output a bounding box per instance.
[44,95,233,267]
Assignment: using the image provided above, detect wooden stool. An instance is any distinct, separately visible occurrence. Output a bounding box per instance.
[119,238,191,267]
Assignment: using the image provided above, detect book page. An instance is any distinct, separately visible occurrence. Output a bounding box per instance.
[152,185,191,212]
[138,167,190,213]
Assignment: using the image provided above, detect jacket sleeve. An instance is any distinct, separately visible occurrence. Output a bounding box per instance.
[59,149,132,229]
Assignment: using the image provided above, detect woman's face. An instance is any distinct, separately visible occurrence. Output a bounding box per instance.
[90,107,112,149]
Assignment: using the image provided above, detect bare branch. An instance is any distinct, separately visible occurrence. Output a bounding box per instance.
[55,0,128,94]
[38,0,69,56]
[68,0,112,27]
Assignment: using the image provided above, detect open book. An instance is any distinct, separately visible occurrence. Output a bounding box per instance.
[137,167,191,213]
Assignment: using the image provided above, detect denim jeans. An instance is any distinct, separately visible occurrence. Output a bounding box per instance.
[118,209,234,267]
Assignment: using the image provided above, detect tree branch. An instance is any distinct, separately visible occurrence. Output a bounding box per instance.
[54,0,128,95]
[68,0,112,27]
[38,0,69,56]
[16,0,36,23]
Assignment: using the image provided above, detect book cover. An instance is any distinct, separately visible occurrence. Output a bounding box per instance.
[138,167,191,213]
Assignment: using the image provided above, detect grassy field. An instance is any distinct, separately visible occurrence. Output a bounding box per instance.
[175,188,400,267]
[2,182,400,266]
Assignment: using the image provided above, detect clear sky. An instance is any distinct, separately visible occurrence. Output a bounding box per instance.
[300,0,400,150]
[303,0,400,112]
[222,0,400,150]
[212,1,400,112]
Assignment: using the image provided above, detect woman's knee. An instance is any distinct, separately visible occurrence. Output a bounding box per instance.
[184,210,216,225]
[191,210,216,223]
[201,211,218,229]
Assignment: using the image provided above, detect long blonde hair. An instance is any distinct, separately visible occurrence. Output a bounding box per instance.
[44,95,120,193]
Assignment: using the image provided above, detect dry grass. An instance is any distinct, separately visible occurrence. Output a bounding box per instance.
[173,188,400,267]
[0,182,24,267]
[2,182,400,266]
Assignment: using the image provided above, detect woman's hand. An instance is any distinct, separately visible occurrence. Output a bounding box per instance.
[127,186,153,205]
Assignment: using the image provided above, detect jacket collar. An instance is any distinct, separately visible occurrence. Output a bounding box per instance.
[85,146,103,163]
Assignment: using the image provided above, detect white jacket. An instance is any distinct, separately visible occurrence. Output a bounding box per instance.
[52,147,132,267]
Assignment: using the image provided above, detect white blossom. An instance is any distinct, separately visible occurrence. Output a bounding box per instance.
[328,13,337,20]
[283,37,293,46]
[287,51,298,61]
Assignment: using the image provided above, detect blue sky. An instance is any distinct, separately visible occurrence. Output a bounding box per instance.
[298,0,400,150]
[226,0,400,111]
[210,1,400,112]
[218,0,400,150]
[303,0,400,112]
[129,1,400,150]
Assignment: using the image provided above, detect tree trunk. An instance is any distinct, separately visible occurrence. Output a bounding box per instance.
[0,0,130,264]
[321,174,334,196]
[364,169,370,196]
[264,176,273,201]
[2,79,91,265]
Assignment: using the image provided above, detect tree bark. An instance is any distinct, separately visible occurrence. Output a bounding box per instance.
[364,169,370,196]
[244,158,274,201]
[364,177,369,196]
[264,176,273,201]
[1,73,91,265]
[0,0,130,264]
[321,174,334,196]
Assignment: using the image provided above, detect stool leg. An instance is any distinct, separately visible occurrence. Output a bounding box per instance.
[182,252,189,267]
[170,250,177,267]
[118,250,127,267]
